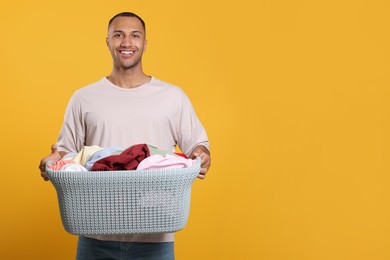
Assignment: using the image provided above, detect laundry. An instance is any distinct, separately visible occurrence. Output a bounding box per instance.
[49,144,193,172]
[61,163,89,172]
[91,144,150,171]
[48,160,76,170]
[85,146,125,170]
[174,152,188,158]
[136,154,195,170]
[147,144,188,158]
[64,145,104,166]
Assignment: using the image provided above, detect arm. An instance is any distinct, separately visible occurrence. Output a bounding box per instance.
[39,93,83,181]
[189,145,211,179]
[174,90,211,179]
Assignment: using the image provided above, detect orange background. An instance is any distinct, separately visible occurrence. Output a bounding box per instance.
[0,0,389,259]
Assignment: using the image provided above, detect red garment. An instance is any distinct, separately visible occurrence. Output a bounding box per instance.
[91,144,150,171]
[174,152,188,159]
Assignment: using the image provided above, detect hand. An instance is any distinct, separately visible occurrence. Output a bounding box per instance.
[39,145,62,181]
[190,146,211,179]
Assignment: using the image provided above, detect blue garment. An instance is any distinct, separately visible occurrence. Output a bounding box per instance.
[85,146,125,170]
[76,236,174,260]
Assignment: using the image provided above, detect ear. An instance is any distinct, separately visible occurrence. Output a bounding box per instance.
[106,37,109,48]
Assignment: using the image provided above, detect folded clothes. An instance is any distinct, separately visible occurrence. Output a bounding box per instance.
[91,144,150,171]
[136,154,195,170]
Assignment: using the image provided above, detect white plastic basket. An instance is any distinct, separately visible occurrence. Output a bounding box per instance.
[46,157,200,236]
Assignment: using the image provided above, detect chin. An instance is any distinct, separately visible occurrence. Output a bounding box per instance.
[122,61,141,70]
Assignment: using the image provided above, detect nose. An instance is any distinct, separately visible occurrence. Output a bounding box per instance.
[120,35,133,47]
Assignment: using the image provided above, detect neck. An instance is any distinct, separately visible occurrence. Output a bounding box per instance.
[107,69,151,89]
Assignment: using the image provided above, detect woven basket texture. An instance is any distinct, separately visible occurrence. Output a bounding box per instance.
[46,157,200,235]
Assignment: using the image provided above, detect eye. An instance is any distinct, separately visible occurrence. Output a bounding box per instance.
[113,33,122,38]
[132,34,141,38]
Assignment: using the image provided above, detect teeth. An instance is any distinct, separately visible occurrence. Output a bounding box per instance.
[121,51,133,54]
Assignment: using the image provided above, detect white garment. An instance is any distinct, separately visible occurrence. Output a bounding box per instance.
[55,77,209,243]
[60,163,88,172]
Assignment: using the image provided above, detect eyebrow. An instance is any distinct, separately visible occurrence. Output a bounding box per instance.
[112,30,143,35]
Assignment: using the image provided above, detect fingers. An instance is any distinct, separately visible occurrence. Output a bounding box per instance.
[40,171,49,181]
[194,152,211,179]
[39,159,49,181]
[50,144,58,154]
[38,144,61,182]
[197,173,206,179]
[49,144,61,160]
[39,157,49,181]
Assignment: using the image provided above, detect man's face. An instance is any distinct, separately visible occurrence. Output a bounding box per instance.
[106,16,147,70]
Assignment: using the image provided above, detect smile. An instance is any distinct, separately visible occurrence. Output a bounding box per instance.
[120,51,134,55]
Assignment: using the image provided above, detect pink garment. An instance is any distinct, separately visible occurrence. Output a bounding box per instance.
[48,160,76,170]
[136,154,195,170]
[91,144,150,171]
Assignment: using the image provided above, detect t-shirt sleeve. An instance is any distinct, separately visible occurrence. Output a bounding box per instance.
[56,93,85,153]
[176,91,210,156]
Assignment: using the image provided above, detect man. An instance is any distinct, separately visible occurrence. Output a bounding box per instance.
[39,12,211,260]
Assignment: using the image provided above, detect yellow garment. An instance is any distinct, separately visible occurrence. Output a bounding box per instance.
[64,145,103,166]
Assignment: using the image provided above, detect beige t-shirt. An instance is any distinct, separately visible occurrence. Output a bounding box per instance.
[56,76,209,242]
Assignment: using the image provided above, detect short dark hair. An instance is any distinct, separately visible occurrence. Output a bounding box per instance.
[108,12,146,32]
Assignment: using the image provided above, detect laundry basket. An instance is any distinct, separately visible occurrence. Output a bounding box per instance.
[46,157,200,236]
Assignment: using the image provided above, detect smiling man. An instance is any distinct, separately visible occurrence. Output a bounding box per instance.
[39,12,211,260]
[107,14,147,77]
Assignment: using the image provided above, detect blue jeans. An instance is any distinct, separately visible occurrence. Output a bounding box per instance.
[76,236,175,260]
